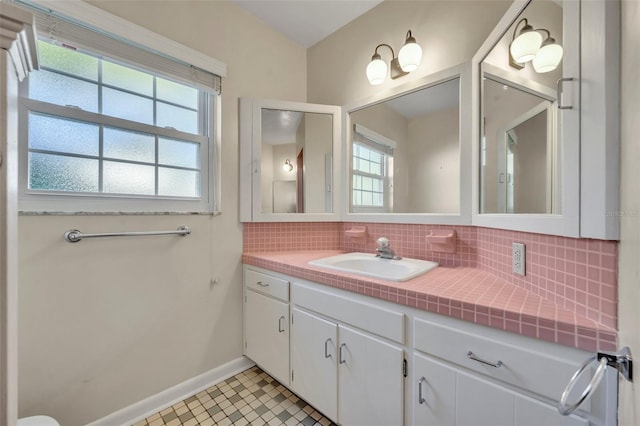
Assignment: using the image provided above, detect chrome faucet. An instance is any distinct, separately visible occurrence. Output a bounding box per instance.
[376,237,401,260]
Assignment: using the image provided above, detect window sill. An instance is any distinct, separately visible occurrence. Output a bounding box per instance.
[19,211,219,216]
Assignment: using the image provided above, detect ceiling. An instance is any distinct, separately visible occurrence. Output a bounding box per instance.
[230,0,383,48]
[385,78,460,118]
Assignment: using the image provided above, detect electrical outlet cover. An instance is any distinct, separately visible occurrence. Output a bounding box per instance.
[512,242,525,276]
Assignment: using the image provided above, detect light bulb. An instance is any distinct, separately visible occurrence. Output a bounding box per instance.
[366,56,387,85]
[510,28,542,63]
[532,41,563,73]
[398,33,422,72]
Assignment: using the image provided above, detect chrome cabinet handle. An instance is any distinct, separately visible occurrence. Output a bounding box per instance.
[324,338,332,358]
[339,343,347,364]
[256,281,269,287]
[467,351,503,368]
[418,377,427,405]
[557,77,575,110]
[278,316,285,333]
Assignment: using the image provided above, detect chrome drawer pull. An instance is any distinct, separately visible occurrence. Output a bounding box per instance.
[278,316,285,333]
[324,338,332,359]
[467,351,503,368]
[339,343,347,364]
[256,281,269,287]
[418,377,427,405]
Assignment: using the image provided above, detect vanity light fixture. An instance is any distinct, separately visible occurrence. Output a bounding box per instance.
[366,30,422,85]
[283,159,294,172]
[509,18,563,73]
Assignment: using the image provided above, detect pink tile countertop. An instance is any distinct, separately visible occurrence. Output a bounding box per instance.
[242,250,617,353]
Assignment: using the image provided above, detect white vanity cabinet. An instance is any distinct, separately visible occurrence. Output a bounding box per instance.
[411,316,614,426]
[243,268,290,386]
[290,281,405,426]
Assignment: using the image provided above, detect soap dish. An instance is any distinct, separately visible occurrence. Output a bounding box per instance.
[345,226,367,240]
[427,230,456,253]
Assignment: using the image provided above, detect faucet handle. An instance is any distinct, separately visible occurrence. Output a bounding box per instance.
[376,237,390,248]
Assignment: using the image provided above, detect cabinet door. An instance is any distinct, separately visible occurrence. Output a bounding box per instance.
[290,307,338,422]
[413,353,456,426]
[456,371,514,426]
[244,289,289,385]
[515,393,588,426]
[338,324,404,426]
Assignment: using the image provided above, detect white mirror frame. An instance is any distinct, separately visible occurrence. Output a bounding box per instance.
[342,63,472,225]
[239,98,342,222]
[471,0,581,237]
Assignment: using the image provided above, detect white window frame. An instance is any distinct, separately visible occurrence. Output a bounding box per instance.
[351,124,395,213]
[14,0,225,213]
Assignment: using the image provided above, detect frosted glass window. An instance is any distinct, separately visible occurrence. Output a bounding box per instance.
[20,37,214,211]
[103,61,153,96]
[29,113,99,156]
[103,88,154,125]
[159,138,199,169]
[103,161,155,195]
[37,40,98,80]
[157,102,198,134]
[158,168,199,197]
[157,78,198,109]
[29,152,98,192]
[30,70,98,112]
[104,128,155,163]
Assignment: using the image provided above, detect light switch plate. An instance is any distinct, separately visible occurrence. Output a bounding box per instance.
[512,243,525,276]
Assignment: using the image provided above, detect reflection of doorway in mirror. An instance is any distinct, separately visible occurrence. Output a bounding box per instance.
[498,102,552,214]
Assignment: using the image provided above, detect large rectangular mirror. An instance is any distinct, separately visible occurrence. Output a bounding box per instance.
[344,64,472,224]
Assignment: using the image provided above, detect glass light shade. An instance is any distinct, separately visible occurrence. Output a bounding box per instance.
[398,42,422,72]
[532,43,563,73]
[366,58,387,85]
[510,30,543,63]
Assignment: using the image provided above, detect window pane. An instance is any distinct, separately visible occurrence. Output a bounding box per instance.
[29,112,99,156]
[158,168,199,197]
[157,102,198,134]
[103,88,153,125]
[370,162,381,176]
[362,192,372,206]
[104,127,155,163]
[157,78,198,109]
[159,138,199,169]
[103,161,155,195]
[103,61,153,97]
[29,152,98,192]
[37,40,98,80]
[30,70,98,112]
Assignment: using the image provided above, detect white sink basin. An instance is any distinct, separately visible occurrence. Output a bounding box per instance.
[308,252,438,282]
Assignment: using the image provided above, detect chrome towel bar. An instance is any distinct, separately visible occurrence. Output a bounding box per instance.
[64,226,190,243]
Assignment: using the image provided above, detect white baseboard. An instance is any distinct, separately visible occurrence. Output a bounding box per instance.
[88,357,255,426]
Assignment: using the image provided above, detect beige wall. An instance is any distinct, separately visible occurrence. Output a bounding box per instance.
[408,107,459,213]
[618,0,640,424]
[17,1,306,424]
[307,1,510,106]
[303,113,333,213]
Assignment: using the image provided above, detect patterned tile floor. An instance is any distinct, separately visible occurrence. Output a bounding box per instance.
[133,366,336,426]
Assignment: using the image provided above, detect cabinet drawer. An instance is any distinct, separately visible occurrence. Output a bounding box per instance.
[414,317,591,405]
[293,281,405,344]
[245,268,289,302]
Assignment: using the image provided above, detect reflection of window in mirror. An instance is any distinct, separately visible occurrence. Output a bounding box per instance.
[352,125,395,213]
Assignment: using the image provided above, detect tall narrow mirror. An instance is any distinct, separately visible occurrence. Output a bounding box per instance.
[480,0,563,214]
[260,109,333,214]
[348,77,460,214]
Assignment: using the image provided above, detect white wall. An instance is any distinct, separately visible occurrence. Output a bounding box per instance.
[307,1,511,106]
[17,1,307,424]
[618,0,640,424]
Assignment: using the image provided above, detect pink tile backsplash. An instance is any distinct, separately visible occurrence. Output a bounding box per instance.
[243,222,619,351]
